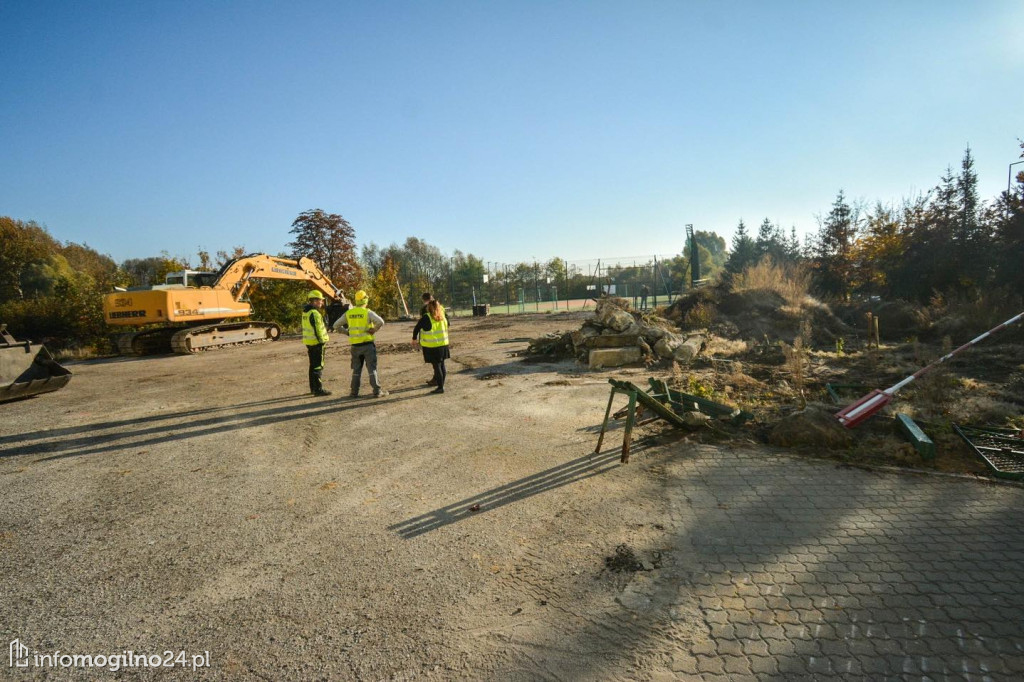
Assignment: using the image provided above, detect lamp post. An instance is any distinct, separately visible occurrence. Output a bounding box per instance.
[1008,160,1024,219]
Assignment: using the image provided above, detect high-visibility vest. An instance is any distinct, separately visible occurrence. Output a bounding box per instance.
[302,308,328,346]
[345,306,373,345]
[420,313,449,348]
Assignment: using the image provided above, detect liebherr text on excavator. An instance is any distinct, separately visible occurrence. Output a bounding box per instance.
[103,254,346,355]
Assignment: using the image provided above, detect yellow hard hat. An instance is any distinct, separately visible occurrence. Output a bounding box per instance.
[354,290,368,305]
[307,290,325,300]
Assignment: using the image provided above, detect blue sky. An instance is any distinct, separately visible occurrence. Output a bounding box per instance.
[2,1,1022,266]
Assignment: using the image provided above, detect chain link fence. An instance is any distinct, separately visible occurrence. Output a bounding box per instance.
[443,254,690,316]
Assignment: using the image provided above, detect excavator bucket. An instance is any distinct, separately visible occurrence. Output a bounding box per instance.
[0,324,72,403]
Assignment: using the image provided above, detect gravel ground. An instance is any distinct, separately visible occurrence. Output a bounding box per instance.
[1,313,685,680]
[3,311,1022,680]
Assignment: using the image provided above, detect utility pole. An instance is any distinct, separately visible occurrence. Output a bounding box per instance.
[687,223,700,289]
[534,260,540,312]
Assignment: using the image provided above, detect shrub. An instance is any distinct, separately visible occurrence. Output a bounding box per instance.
[683,302,716,328]
[732,256,810,306]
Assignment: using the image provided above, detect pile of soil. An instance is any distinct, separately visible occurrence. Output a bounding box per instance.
[667,284,849,348]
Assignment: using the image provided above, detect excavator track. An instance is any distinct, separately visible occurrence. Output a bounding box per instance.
[115,328,180,355]
[170,322,281,354]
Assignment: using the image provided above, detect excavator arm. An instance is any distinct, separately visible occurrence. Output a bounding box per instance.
[215,254,347,304]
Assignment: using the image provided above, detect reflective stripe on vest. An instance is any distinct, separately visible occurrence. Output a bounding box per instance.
[345,306,373,344]
[302,309,328,346]
[420,315,449,348]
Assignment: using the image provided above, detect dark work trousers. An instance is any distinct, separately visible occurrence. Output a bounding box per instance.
[350,342,382,395]
[306,343,326,393]
[431,360,447,389]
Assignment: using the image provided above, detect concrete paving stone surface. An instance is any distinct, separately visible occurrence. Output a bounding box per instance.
[660,447,1024,681]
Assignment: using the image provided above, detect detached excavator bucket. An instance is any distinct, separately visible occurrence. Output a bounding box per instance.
[0,325,72,403]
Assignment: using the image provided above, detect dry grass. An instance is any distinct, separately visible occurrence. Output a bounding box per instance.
[53,346,104,362]
[704,335,749,358]
[731,256,811,306]
[780,320,812,407]
[683,302,716,328]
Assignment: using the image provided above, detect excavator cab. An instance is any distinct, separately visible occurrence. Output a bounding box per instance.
[0,324,72,403]
[163,270,219,288]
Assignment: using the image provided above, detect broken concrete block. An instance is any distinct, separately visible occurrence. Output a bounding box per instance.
[604,309,636,332]
[653,334,679,359]
[589,346,643,368]
[654,333,703,362]
[588,334,641,348]
[672,336,704,363]
[641,326,669,343]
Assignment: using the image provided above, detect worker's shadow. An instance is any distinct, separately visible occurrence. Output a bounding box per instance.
[0,393,422,461]
[388,447,649,539]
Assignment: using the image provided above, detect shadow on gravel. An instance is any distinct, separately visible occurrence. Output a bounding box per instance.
[0,395,310,446]
[388,446,657,539]
[0,393,426,461]
[459,359,583,379]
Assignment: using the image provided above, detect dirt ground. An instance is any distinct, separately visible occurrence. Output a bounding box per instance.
[0,311,1019,680]
[0,312,702,680]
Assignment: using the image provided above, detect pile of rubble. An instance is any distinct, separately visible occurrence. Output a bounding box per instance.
[526,298,705,368]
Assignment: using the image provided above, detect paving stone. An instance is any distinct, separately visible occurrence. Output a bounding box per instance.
[695,654,725,675]
[715,638,743,657]
[741,639,770,657]
[690,639,716,657]
[730,622,759,640]
[721,655,752,675]
[806,655,833,675]
[658,450,1024,680]
[749,654,778,675]
[707,622,735,641]
[757,623,786,641]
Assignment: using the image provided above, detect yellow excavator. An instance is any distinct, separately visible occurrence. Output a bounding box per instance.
[103,254,347,355]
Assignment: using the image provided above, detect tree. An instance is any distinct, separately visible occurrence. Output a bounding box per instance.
[0,217,60,302]
[994,138,1024,292]
[851,202,906,295]
[451,250,486,306]
[726,220,758,274]
[365,255,403,318]
[196,249,214,270]
[288,209,361,292]
[812,190,859,299]
[215,245,247,267]
[755,218,789,263]
[120,253,187,287]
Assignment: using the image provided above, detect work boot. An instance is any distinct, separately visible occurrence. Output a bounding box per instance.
[349,392,359,399]
[313,389,332,397]
[430,387,445,394]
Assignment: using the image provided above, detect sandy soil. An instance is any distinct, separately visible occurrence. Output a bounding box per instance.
[1,312,706,680]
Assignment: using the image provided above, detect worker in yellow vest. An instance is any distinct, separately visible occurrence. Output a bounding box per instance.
[302,290,332,396]
[412,298,450,394]
[336,290,388,398]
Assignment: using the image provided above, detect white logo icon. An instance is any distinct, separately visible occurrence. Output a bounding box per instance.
[9,639,29,667]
